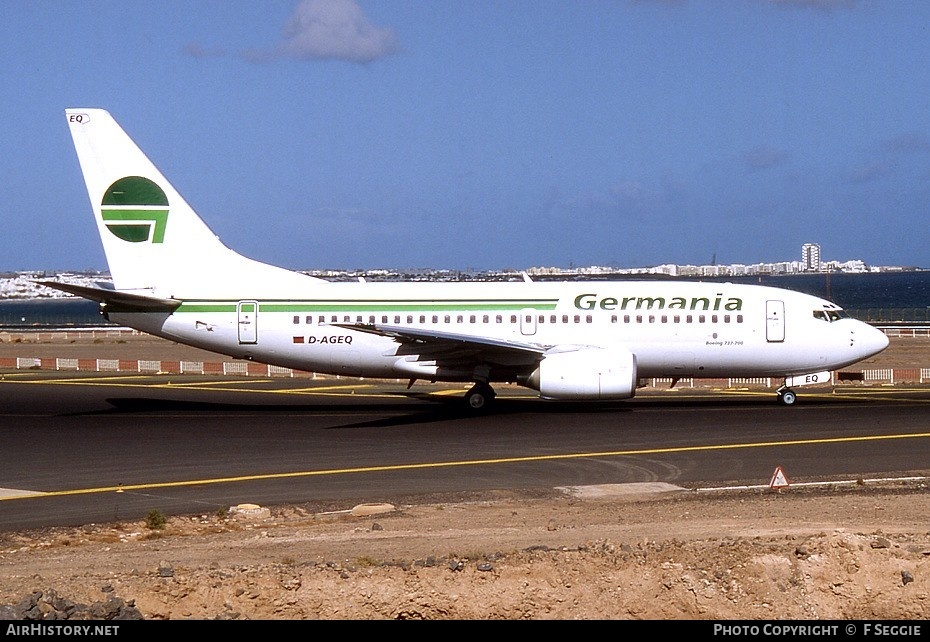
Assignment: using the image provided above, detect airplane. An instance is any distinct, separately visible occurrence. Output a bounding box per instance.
[44,108,889,411]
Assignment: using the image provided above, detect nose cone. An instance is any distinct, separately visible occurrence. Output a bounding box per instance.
[856,322,889,360]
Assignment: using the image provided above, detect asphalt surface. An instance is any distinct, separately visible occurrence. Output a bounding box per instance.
[1,370,929,531]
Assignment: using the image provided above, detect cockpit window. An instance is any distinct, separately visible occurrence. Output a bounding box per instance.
[813,308,849,322]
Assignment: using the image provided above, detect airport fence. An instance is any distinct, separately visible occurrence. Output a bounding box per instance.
[3,356,929,387]
[1,328,930,388]
[851,308,930,324]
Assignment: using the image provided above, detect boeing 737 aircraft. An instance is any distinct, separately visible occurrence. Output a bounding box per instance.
[46,109,889,410]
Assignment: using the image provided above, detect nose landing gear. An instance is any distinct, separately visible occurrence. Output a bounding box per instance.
[776,388,797,406]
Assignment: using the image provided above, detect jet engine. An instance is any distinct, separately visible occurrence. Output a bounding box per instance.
[524,346,637,400]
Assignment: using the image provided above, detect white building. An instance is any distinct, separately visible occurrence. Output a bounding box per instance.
[802,243,821,271]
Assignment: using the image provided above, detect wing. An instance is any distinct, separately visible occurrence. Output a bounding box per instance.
[331,322,548,365]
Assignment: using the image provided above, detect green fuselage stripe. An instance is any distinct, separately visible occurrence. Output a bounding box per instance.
[176,300,559,314]
[176,304,237,313]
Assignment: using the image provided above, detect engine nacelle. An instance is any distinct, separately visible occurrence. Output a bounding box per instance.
[525,347,638,400]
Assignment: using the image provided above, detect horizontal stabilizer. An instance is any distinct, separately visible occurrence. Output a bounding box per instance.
[36,281,182,312]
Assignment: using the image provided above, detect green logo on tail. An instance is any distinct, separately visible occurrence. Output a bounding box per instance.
[101,177,169,243]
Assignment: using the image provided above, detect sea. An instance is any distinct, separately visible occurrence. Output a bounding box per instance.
[550,270,930,323]
[1,271,928,329]
[705,270,930,323]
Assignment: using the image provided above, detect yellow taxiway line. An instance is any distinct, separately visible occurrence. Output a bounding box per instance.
[4,430,930,502]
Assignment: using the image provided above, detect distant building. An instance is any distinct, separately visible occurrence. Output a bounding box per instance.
[802,243,821,272]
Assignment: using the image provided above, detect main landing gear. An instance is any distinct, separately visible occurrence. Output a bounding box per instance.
[464,382,496,411]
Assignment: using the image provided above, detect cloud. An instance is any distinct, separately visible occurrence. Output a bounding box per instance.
[183,43,226,59]
[848,161,890,184]
[882,132,930,156]
[840,132,929,184]
[277,0,399,64]
[766,0,857,11]
[629,0,687,6]
[743,145,789,170]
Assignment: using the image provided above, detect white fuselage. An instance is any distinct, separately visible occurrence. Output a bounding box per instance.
[109,279,888,386]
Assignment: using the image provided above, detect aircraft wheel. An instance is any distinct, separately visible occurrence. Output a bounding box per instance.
[465,384,495,412]
[778,389,797,406]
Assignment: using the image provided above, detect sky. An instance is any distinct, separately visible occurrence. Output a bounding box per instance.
[2,0,928,272]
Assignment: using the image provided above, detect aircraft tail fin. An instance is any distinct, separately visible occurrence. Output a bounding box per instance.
[65,109,322,299]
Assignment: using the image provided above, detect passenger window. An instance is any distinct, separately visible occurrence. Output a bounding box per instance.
[293,316,300,325]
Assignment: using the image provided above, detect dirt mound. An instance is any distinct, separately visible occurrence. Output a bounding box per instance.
[2,483,929,619]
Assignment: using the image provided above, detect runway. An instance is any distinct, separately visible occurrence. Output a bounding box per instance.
[1,370,930,531]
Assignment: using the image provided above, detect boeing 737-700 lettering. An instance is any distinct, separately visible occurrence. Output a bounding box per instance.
[44,109,889,410]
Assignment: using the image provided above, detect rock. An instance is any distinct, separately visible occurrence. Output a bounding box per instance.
[1,590,143,620]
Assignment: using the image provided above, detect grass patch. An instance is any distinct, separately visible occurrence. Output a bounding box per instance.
[145,509,167,530]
